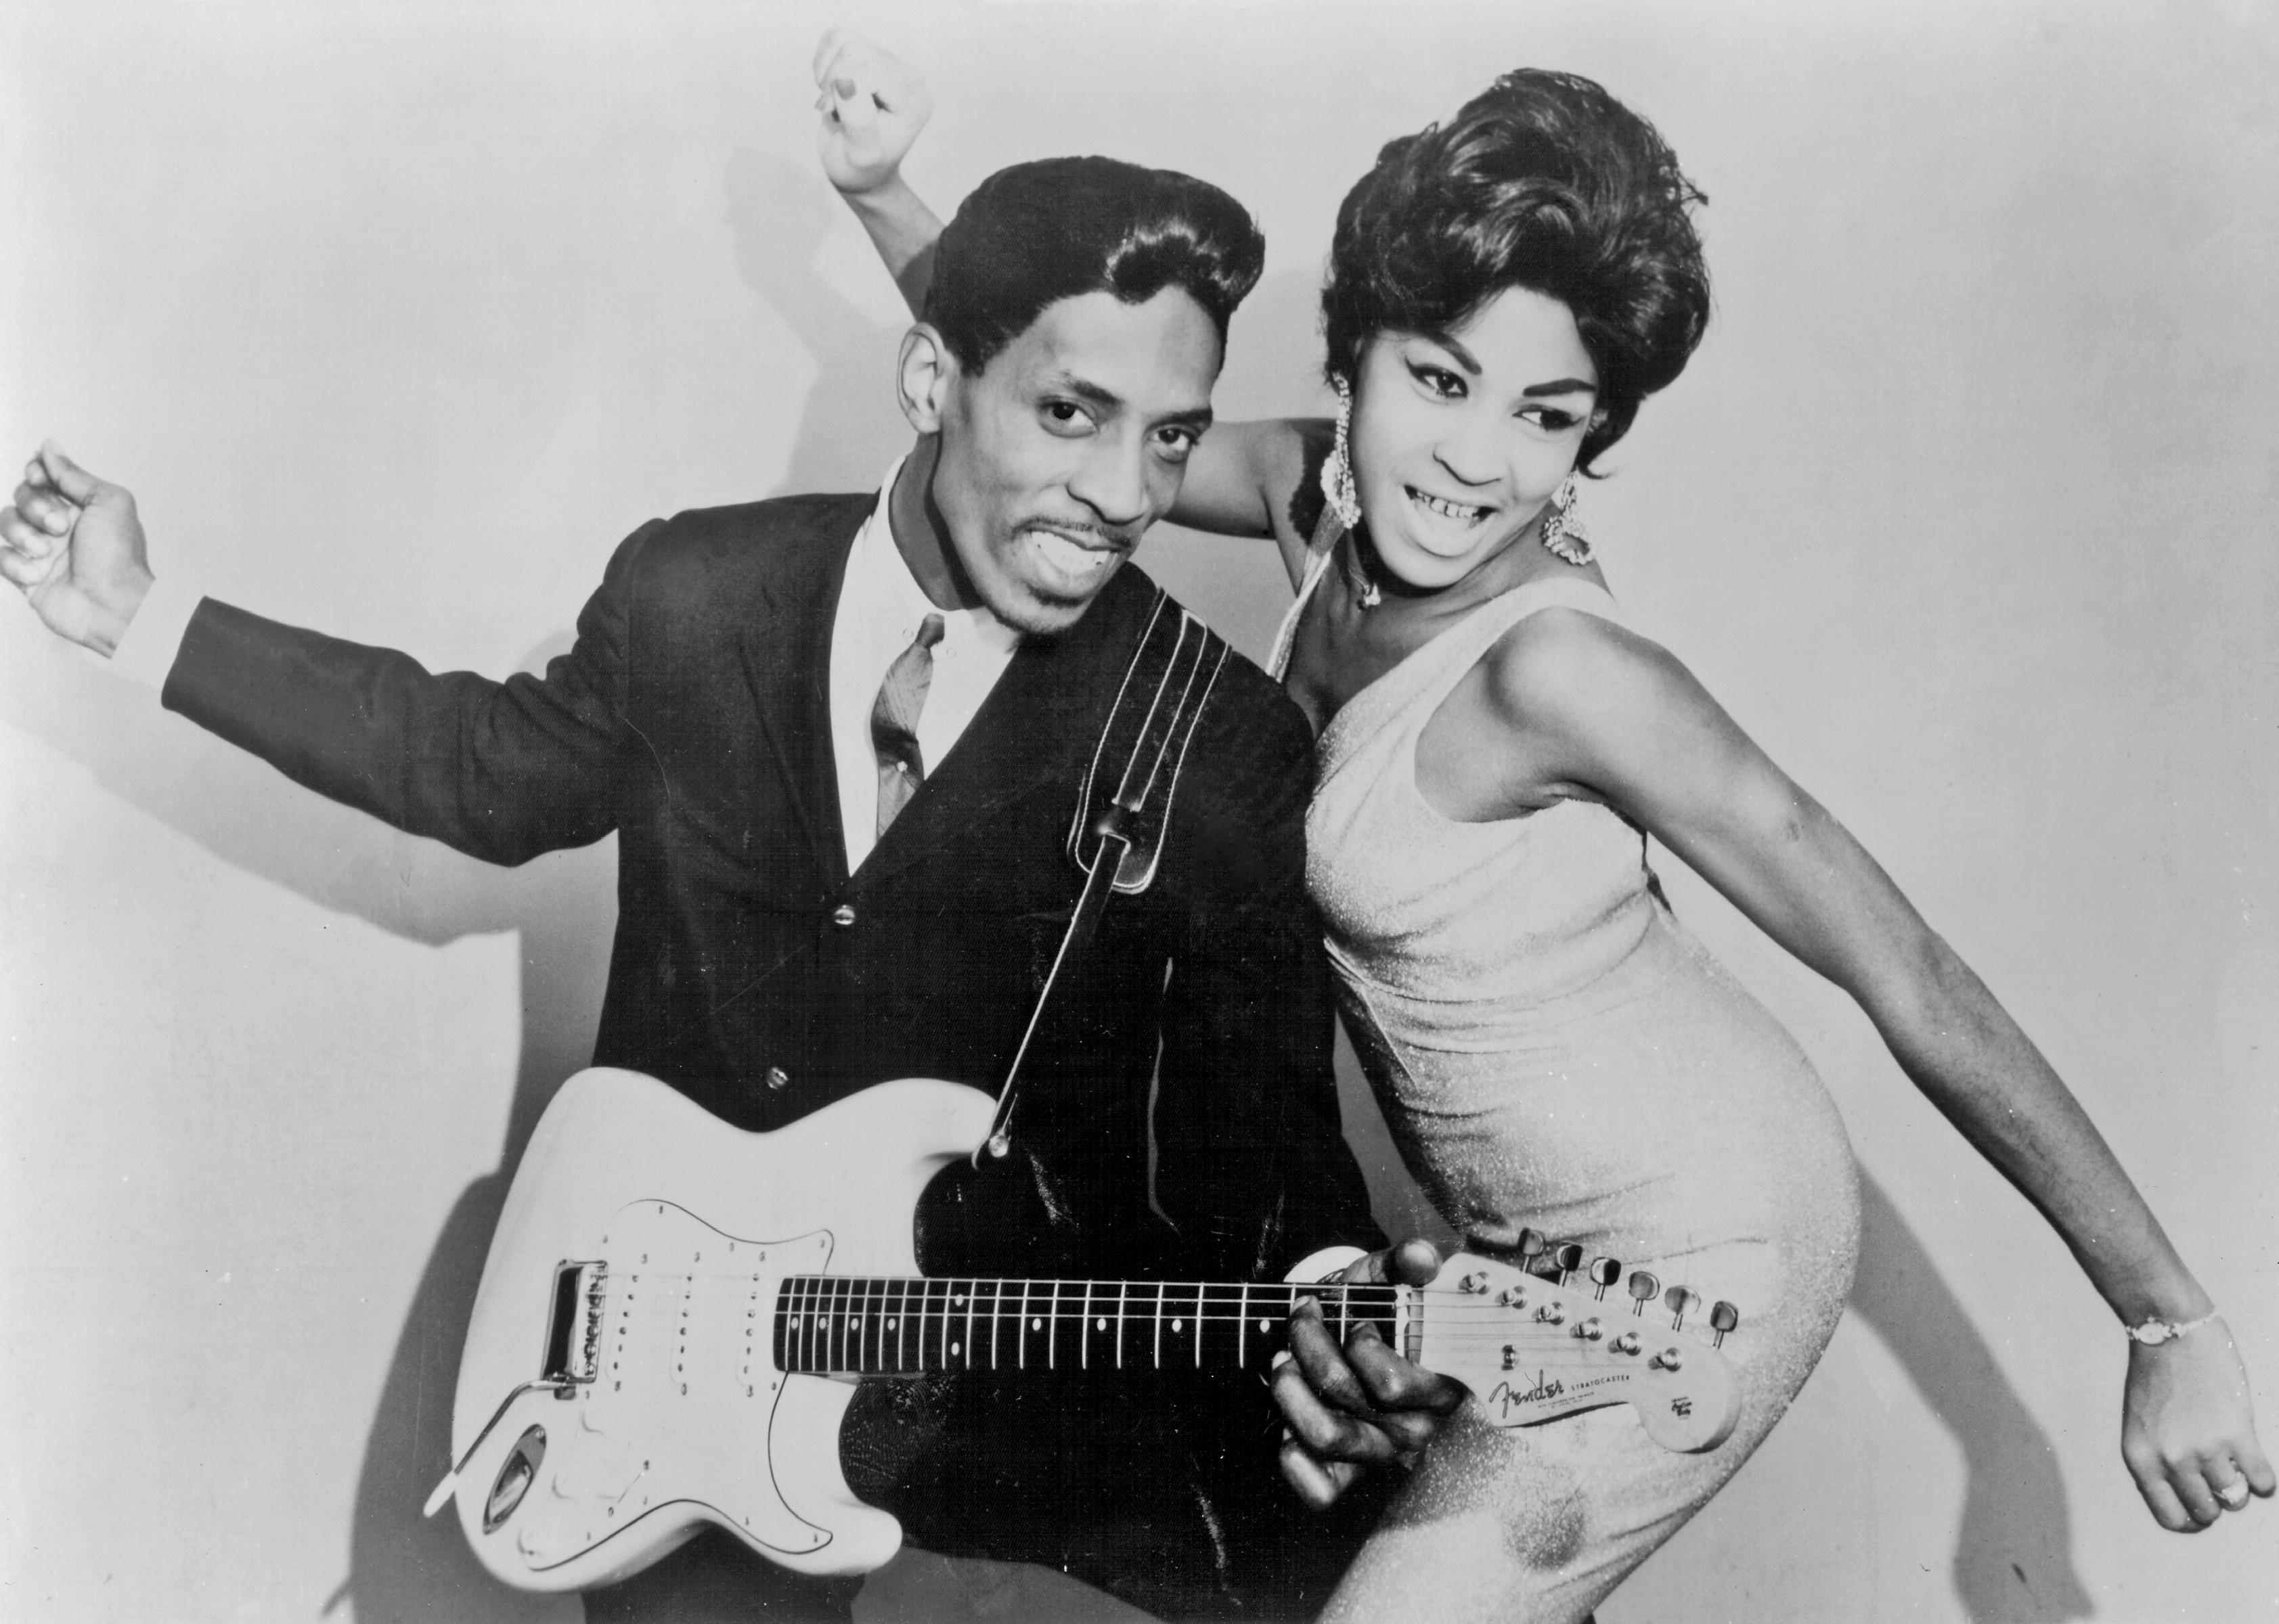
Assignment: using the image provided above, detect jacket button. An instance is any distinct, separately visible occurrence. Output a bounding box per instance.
[831,904,857,928]
[765,1066,790,1091]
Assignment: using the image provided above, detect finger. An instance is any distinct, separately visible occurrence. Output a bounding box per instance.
[2170,1464,2223,1529]
[0,538,62,589]
[812,26,850,85]
[2132,1469,2198,1533]
[1270,1348,1402,1466]
[833,77,879,134]
[1,506,59,560]
[2236,1437,2278,1498]
[1285,1297,1377,1417]
[38,441,101,506]
[12,481,79,535]
[1342,1324,1467,1420]
[1277,1433,1360,1510]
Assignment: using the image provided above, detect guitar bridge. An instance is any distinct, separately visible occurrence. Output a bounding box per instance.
[541,1260,608,1388]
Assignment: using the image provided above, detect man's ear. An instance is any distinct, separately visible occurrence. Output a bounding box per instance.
[897,323,956,435]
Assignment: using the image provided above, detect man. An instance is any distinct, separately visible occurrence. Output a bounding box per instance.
[3,154,1454,1619]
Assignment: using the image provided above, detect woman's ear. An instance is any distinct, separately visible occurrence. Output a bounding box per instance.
[897,323,955,434]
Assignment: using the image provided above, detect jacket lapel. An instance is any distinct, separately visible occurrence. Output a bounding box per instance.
[734,497,868,891]
[851,574,1154,893]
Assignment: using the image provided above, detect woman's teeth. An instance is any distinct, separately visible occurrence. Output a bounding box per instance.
[1406,486,1490,524]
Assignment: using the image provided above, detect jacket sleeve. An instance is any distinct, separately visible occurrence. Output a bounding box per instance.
[1149,667,1387,1280]
[160,520,661,867]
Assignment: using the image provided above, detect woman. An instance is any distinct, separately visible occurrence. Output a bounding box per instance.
[812,34,2270,1621]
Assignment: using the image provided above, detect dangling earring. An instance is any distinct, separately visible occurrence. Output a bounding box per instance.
[1322,377,1363,535]
[1539,472,1593,566]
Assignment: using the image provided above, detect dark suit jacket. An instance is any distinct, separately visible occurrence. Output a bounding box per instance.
[162,491,1382,1284]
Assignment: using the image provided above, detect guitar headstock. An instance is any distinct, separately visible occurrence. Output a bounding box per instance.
[1409,1252,1741,1453]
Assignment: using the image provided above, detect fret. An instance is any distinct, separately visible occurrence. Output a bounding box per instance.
[920,1278,947,1371]
[765,1273,1404,1380]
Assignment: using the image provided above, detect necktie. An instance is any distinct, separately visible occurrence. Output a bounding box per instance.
[871,613,946,837]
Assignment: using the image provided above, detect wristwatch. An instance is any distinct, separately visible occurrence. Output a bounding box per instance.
[2125,1310,2217,1346]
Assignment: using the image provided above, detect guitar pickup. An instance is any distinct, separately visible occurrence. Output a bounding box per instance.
[541,1260,609,1386]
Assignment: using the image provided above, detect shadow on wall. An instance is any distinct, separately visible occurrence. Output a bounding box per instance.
[1847,1178,2094,1622]
[0,141,2093,1624]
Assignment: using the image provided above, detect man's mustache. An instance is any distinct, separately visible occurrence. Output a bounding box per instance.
[1017,516,1143,553]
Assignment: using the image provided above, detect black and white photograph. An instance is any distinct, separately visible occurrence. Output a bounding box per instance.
[2,3,2274,1620]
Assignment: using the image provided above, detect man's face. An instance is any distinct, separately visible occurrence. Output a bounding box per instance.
[928,288,1220,635]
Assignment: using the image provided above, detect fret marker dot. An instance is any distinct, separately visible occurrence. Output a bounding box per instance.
[951,1342,960,1356]
[1172,1320,1185,1333]
[887,1318,897,1331]
[1096,1317,1107,1331]
[1258,1318,1270,1333]
[1031,1317,1042,1332]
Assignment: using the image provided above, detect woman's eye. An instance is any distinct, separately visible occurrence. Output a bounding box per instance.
[1409,363,1465,399]
[1524,408,1582,433]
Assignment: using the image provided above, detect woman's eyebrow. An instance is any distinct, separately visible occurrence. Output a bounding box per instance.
[1523,378,1597,398]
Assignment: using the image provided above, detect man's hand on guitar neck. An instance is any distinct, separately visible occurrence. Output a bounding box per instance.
[1272,1236,1466,1509]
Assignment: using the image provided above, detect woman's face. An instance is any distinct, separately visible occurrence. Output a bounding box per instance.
[1349,285,1599,589]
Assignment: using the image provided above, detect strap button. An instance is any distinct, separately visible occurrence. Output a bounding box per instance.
[764,1066,790,1091]
[831,904,857,928]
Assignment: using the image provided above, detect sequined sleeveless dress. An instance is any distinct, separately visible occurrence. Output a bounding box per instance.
[1270,543,1860,1623]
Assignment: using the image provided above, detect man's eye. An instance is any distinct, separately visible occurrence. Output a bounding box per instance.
[1042,401,1093,434]
[1154,426,1199,460]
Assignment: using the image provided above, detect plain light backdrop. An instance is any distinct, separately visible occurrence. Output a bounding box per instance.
[2,3,2274,1620]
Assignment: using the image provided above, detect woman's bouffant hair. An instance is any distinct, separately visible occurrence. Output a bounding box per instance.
[1321,70,1711,473]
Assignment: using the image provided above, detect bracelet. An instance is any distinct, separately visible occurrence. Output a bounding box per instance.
[2125,1310,2219,1346]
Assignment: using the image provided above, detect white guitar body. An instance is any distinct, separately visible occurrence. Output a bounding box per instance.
[443,1068,996,1592]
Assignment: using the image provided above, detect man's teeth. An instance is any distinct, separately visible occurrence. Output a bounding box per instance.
[1408,487,1490,523]
[1026,528,1115,574]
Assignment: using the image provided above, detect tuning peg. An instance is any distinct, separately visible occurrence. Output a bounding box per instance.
[1516,1227,1547,1263]
[1626,1270,1660,1315]
[1574,1315,1604,1342]
[1664,1286,1701,1331]
[1709,1301,1740,1348]
[1587,1257,1622,1300]
[1553,1243,1585,1286]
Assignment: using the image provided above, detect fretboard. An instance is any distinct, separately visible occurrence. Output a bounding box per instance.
[773,1277,1401,1377]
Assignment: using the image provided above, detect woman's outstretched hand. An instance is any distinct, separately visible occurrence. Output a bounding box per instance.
[2121,1319,2275,1530]
[812,27,931,200]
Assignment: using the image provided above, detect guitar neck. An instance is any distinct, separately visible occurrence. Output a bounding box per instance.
[774,1276,1402,1378]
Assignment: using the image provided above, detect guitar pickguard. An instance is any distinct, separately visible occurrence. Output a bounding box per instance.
[508,1208,837,1571]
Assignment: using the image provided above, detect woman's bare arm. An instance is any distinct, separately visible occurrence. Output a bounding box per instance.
[1461,608,2274,1530]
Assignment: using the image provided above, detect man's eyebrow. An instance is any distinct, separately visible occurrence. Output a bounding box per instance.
[1045,373,1124,411]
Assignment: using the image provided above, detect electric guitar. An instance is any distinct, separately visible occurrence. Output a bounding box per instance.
[425,1068,1744,1593]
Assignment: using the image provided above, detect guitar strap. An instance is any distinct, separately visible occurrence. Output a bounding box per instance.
[973,590,1229,1165]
